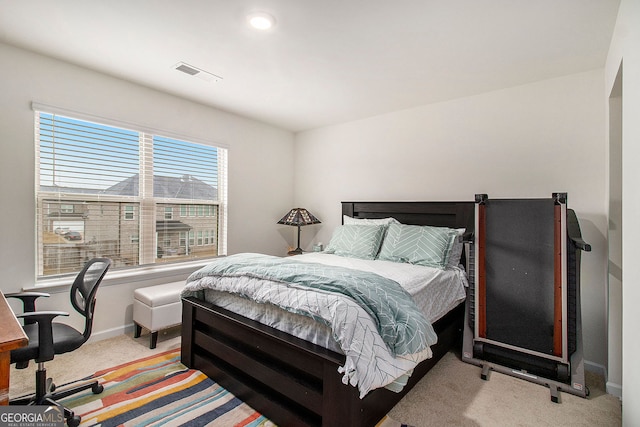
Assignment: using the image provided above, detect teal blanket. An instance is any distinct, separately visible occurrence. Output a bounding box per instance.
[187,253,432,356]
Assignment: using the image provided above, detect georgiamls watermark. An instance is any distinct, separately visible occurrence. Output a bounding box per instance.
[0,406,64,427]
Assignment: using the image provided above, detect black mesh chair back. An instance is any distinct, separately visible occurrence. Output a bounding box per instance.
[70,257,111,341]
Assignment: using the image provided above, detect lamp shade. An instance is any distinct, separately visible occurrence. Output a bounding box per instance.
[277,208,321,226]
[277,208,321,255]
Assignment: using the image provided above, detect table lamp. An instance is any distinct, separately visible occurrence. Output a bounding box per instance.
[277,208,321,255]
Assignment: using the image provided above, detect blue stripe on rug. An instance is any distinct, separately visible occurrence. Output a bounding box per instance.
[139,382,235,426]
[97,377,218,427]
[178,397,245,427]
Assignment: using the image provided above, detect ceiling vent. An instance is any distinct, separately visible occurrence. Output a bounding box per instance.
[173,62,222,82]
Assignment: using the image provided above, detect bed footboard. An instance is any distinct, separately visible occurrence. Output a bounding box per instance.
[181,296,463,427]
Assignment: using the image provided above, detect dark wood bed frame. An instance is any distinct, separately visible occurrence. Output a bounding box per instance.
[181,201,475,427]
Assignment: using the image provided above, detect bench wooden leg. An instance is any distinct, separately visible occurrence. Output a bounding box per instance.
[150,331,158,349]
[134,323,142,338]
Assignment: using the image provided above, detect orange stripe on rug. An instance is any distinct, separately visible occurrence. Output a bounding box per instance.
[235,411,263,426]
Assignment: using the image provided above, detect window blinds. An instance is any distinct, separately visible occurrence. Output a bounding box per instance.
[35,110,227,278]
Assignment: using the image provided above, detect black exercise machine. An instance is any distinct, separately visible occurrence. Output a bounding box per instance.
[462,193,591,402]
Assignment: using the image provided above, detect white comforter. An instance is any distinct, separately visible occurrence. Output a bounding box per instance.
[182,253,467,398]
[296,253,468,323]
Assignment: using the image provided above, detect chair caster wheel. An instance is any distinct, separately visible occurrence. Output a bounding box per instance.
[92,383,104,394]
[67,415,81,427]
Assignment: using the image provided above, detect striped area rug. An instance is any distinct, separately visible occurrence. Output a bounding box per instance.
[60,349,408,427]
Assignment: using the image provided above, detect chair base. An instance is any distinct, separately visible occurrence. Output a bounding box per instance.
[10,363,103,427]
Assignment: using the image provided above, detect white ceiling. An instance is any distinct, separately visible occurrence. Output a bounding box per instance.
[0,0,620,132]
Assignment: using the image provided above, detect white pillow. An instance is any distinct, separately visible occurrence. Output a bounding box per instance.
[343,215,400,226]
[447,228,466,268]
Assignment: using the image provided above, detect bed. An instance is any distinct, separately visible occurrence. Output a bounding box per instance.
[180,201,474,427]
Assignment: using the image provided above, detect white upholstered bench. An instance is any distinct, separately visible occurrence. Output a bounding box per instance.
[133,281,184,349]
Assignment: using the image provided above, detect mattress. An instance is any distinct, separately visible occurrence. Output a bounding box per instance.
[197,252,467,354]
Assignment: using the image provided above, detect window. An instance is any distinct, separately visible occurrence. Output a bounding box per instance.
[124,206,135,220]
[35,107,227,277]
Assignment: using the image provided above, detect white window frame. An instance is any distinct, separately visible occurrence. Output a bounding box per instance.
[33,102,228,283]
[60,204,74,214]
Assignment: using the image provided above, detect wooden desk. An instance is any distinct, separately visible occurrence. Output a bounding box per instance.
[0,292,28,405]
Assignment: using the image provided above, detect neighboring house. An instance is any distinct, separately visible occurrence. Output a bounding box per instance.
[102,173,219,258]
[40,174,219,273]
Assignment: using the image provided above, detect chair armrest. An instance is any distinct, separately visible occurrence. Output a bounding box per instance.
[5,292,50,325]
[16,311,69,362]
[5,292,50,312]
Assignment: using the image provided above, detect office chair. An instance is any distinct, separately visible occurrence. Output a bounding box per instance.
[7,258,111,427]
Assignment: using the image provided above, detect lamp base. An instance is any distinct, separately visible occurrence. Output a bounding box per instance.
[287,248,303,256]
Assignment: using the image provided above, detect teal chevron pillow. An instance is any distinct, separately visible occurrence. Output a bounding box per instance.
[324,224,386,260]
[377,223,458,268]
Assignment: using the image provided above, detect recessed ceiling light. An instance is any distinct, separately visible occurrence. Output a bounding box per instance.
[247,12,275,30]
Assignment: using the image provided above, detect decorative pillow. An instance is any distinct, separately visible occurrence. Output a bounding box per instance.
[377,223,458,268]
[324,224,386,260]
[343,215,400,226]
[446,228,466,268]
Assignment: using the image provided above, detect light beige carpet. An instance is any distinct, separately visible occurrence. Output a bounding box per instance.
[388,351,621,426]
[10,329,621,426]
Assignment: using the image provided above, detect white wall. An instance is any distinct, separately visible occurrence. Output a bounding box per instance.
[0,42,295,337]
[294,70,609,371]
[606,0,640,424]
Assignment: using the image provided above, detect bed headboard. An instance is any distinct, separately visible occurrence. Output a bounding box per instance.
[341,201,475,237]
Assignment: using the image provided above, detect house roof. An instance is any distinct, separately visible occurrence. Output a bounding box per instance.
[40,174,217,200]
[103,174,217,200]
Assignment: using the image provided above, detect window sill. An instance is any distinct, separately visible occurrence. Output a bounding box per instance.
[27,258,217,293]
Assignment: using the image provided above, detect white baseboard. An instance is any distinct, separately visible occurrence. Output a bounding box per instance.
[584,360,606,377]
[606,381,623,399]
[584,360,623,400]
[87,323,135,343]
